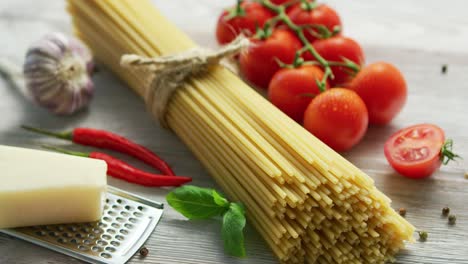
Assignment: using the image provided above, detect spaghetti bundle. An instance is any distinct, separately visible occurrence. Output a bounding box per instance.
[67,1,415,263]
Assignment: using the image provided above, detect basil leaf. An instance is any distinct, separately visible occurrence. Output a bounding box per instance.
[166,185,229,219]
[212,190,229,207]
[222,202,246,257]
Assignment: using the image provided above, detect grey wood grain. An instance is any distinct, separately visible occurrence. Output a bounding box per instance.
[1,1,468,263]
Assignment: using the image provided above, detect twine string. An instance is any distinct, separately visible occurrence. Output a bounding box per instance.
[120,36,249,128]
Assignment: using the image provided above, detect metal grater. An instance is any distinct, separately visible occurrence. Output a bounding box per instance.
[0,186,164,264]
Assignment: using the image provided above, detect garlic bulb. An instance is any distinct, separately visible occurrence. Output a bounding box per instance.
[23,32,94,115]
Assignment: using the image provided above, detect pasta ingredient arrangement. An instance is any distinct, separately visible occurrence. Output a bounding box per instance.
[67,1,415,263]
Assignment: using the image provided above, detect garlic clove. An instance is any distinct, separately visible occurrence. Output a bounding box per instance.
[23,32,95,115]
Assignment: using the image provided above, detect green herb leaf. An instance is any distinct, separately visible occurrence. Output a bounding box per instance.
[222,202,246,257]
[166,185,230,220]
[167,186,247,258]
[212,190,229,207]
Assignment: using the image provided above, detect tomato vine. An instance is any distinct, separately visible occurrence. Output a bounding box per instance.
[255,0,360,90]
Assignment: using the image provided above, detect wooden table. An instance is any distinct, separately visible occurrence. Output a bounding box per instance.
[1,1,468,263]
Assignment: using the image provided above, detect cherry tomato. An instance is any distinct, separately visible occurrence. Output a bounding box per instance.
[288,4,341,42]
[303,88,368,152]
[349,62,407,125]
[305,36,364,87]
[216,2,273,45]
[268,65,328,122]
[239,29,302,89]
[384,124,447,179]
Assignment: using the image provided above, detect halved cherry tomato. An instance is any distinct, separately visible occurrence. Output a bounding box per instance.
[216,2,273,45]
[287,3,341,42]
[384,124,457,179]
[239,29,302,89]
[349,62,407,125]
[303,88,368,152]
[305,36,364,87]
[268,65,328,122]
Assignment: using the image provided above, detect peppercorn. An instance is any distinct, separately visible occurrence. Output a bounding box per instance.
[418,231,428,241]
[398,208,406,217]
[448,215,457,225]
[139,247,149,257]
[442,207,450,216]
[441,64,447,74]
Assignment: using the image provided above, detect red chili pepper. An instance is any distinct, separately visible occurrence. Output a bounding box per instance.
[42,146,191,187]
[22,125,175,176]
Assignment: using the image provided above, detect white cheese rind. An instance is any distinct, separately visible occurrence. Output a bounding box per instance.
[0,145,107,228]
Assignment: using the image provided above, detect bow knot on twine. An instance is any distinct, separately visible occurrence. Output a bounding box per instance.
[120,36,250,128]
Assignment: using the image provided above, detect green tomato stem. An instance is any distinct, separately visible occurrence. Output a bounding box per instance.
[300,0,317,11]
[258,0,356,89]
[328,60,361,73]
[283,0,301,8]
[236,0,243,14]
[226,0,246,20]
[441,139,461,165]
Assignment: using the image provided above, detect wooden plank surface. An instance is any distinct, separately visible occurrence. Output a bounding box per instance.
[1,0,468,263]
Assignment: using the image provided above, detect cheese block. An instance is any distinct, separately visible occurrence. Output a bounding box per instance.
[0,145,107,229]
